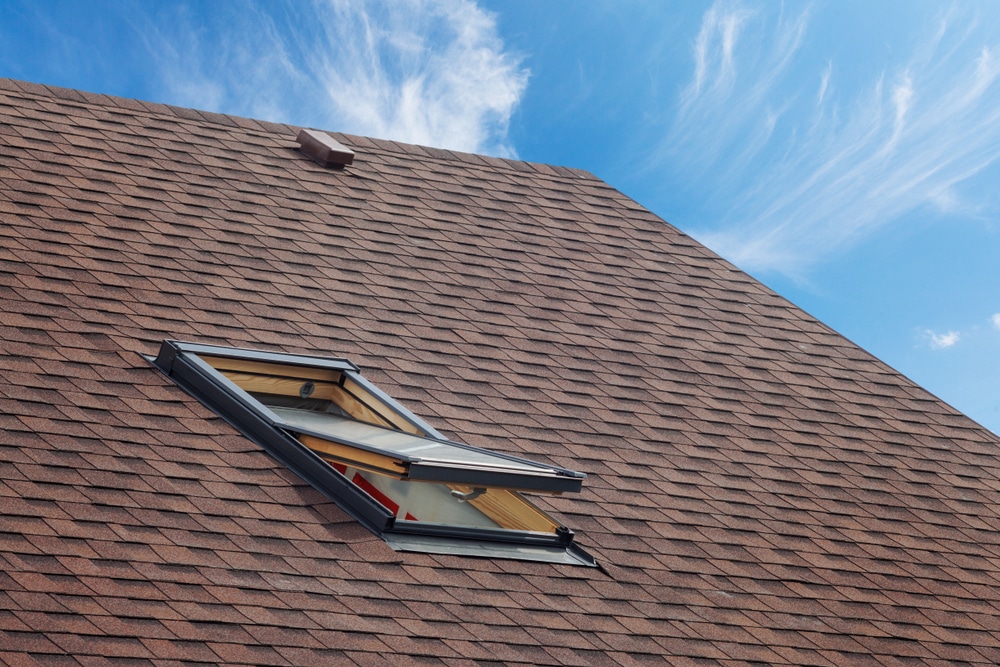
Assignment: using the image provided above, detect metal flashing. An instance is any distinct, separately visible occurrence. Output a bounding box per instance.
[385,533,597,566]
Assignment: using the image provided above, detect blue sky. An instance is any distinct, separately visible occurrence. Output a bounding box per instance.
[3,0,1000,434]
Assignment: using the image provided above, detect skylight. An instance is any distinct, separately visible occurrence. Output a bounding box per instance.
[149,341,594,566]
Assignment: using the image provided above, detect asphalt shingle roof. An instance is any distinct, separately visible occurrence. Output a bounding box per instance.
[3,77,1000,666]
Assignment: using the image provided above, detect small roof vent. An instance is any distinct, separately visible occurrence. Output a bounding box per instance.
[296,129,355,168]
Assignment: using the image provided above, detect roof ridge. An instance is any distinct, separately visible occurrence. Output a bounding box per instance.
[306,130,595,180]
[0,76,596,181]
[0,77,295,136]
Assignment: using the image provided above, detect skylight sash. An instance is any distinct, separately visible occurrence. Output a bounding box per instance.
[270,406,584,493]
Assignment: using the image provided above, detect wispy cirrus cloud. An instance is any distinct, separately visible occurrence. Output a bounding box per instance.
[666,2,808,180]
[926,329,960,349]
[312,0,527,156]
[140,0,527,157]
[662,2,1000,276]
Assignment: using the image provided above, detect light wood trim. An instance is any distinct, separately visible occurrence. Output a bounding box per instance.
[204,355,425,437]
[450,485,558,533]
[200,355,342,383]
[342,377,422,435]
[300,434,408,478]
[217,369,395,429]
[327,385,395,429]
[220,371,340,401]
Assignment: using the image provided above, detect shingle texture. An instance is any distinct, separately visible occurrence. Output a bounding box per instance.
[2,77,1000,666]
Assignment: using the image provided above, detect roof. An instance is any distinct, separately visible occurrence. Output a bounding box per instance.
[3,76,1000,666]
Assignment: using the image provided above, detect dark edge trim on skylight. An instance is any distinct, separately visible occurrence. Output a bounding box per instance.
[175,341,359,372]
[146,340,597,567]
[390,518,574,546]
[146,342,393,534]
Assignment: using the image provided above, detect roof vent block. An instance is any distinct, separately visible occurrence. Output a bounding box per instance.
[296,129,355,168]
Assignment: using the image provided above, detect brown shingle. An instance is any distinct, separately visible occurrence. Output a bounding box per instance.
[3,77,1000,666]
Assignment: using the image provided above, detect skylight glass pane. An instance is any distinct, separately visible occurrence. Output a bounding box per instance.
[336,464,502,529]
[269,406,564,478]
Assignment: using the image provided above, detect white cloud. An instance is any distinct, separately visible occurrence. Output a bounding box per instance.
[686,4,752,103]
[992,313,1000,329]
[668,2,807,177]
[662,2,1000,276]
[817,61,831,107]
[139,0,528,157]
[308,0,528,156]
[927,330,961,349]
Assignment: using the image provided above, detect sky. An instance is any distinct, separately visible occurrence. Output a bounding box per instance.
[2,0,999,435]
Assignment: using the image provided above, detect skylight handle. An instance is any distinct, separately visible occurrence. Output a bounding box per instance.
[450,487,487,502]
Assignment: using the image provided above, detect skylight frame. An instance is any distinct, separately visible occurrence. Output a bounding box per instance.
[148,340,595,566]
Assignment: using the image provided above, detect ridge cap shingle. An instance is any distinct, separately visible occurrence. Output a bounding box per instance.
[2,76,598,183]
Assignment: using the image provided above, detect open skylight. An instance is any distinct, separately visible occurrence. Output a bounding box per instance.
[149,341,594,566]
